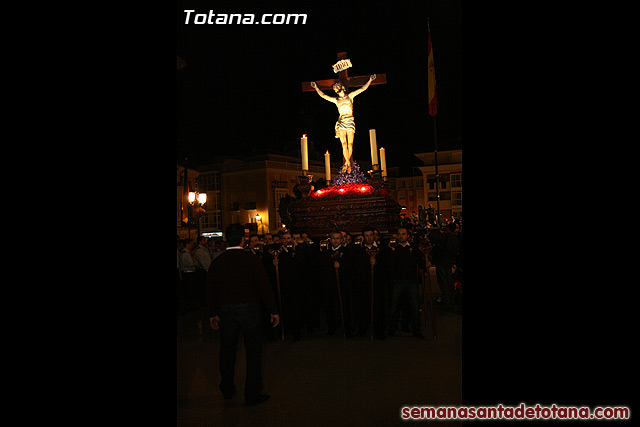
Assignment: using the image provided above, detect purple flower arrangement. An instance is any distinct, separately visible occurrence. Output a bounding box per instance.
[331,161,369,186]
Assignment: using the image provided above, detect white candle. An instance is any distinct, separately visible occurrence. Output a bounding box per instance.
[369,129,379,165]
[301,134,309,171]
[324,151,331,182]
[380,147,387,178]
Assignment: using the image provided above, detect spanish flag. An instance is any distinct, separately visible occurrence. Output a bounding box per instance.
[427,24,437,116]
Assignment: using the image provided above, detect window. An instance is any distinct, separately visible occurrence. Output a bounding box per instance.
[274,189,289,229]
[201,212,221,230]
[199,172,220,191]
[452,191,462,206]
[439,152,452,164]
[274,189,288,209]
[429,193,450,201]
[398,191,407,205]
[428,178,446,190]
[451,173,462,188]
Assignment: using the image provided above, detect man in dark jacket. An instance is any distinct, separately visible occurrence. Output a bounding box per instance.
[429,222,460,308]
[273,231,304,341]
[386,226,426,339]
[426,204,436,226]
[207,223,279,406]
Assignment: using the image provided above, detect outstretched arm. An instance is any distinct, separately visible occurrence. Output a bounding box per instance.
[350,74,376,98]
[311,82,336,104]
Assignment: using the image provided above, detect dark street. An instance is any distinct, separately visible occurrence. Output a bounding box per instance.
[177,278,461,427]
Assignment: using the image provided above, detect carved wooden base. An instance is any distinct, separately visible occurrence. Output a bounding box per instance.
[288,192,401,241]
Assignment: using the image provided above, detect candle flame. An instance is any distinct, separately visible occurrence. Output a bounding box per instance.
[325,150,329,154]
[302,134,307,138]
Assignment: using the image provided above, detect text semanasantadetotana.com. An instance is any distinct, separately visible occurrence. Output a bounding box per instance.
[401,403,630,420]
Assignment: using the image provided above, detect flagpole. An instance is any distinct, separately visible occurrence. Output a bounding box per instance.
[433,115,440,226]
[427,18,440,225]
[183,157,190,237]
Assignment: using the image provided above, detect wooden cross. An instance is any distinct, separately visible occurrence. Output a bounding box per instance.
[301,51,387,93]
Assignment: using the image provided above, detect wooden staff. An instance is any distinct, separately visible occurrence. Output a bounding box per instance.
[418,244,436,339]
[330,251,346,339]
[370,262,374,341]
[416,265,427,327]
[334,266,346,339]
[424,264,437,340]
[366,247,380,342]
[272,250,285,341]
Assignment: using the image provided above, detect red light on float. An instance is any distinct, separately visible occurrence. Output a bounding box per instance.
[310,183,388,199]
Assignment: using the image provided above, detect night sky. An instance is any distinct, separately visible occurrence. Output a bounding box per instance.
[177,0,461,170]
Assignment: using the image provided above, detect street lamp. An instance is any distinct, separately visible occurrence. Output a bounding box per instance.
[256,213,263,235]
[189,191,207,237]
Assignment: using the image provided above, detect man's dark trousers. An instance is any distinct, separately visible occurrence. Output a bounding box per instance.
[388,279,421,335]
[435,264,455,305]
[218,303,263,401]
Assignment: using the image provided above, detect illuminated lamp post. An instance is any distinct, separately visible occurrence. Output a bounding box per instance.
[188,191,207,237]
[256,213,264,235]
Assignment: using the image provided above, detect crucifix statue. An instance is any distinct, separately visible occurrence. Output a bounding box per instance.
[302,52,386,174]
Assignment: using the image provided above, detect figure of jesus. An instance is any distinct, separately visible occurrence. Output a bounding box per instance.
[311,74,376,174]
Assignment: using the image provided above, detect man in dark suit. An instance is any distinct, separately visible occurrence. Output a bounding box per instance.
[352,226,388,339]
[315,230,352,336]
[207,224,280,406]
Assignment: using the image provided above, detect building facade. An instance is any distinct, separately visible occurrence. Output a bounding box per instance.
[386,168,425,218]
[384,149,462,223]
[415,149,462,221]
[196,153,338,236]
[178,149,461,239]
